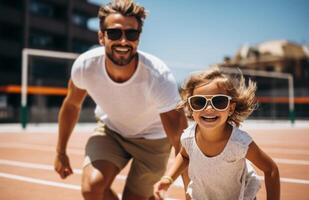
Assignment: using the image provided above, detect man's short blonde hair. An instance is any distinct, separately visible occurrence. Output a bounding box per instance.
[98,0,147,31]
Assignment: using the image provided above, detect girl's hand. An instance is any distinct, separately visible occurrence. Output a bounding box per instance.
[153,178,172,200]
[185,193,192,200]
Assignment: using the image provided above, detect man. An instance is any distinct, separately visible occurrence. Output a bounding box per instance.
[54,0,188,199]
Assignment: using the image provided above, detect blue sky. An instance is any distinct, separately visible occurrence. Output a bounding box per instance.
[88,0,309,83]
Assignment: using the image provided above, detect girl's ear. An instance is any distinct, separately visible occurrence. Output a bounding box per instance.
[98,31,105,46]
[229,102,236,116]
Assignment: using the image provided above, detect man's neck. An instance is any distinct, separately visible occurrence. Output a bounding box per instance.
[105,56,138,83]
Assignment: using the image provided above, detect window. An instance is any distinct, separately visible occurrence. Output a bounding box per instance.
[72,40,95,53]
[1,0,22,10]
[29,29,66,50]
[29,0,54,18]
[0,23,22,41]
[72,11,90,28]
[29,31,53,48]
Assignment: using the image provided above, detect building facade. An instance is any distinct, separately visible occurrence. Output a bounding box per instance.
[0,0,100,122]
[219,40,309,119]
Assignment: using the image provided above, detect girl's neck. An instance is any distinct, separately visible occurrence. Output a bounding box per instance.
[197,123,232,142]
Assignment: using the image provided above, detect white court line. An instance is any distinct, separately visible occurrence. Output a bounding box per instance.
[3,141,309,156]
[0,143,84,155]
[2,142,309,164]
[257,176,309,185]
[0,159,126,180]
[256,141,309,147]
[0,172,179,200]
[264,147,309,156]
[9,142,309,157]
[1,159,309,185]
[274,158,309,166]
[0,172,80,190]
[1,120,309,132]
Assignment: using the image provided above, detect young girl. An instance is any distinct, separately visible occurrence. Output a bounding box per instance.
[153,67,280,200]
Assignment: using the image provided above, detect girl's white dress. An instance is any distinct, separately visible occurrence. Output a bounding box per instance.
[181,123,261,200]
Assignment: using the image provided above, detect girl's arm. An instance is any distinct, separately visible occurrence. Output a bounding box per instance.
[246,141,280,200]
[153,146,189,199]
[166,146,190,182]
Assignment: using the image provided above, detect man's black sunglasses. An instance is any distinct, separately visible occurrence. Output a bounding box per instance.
[105,28,141,41]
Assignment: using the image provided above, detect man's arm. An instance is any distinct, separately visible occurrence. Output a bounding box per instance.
[160,108,187,153]
[160,109,190,193]
[54,80,87,179]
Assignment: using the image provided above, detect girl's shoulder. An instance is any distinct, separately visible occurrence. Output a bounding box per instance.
[231,127,253,148]
[181,122,196,141]
[222,127,253,161]
[180,122,196,151]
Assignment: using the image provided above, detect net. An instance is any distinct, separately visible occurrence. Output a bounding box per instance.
[219,67,295,123]
[21,48,95,128]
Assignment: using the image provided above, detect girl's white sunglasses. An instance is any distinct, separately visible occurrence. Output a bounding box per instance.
[188,94,232,111]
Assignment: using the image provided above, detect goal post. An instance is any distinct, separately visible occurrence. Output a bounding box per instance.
[219,67,295,124]
[21,48,80,129]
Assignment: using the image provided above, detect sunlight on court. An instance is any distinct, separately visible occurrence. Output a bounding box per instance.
[0,120,309,199]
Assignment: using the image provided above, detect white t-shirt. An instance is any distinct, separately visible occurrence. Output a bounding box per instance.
[181,123,261,200]
[71,47,180,139]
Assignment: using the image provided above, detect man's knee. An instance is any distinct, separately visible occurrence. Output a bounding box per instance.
[81,161,119,199]
[81,172,110,199]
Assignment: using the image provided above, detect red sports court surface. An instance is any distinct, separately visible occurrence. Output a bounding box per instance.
[0,121,309,200]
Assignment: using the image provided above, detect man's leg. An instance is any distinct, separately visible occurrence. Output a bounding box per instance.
[121,137,171,200]
[122,186,148,200]
[81,160,120,200]
[82,123,130,200]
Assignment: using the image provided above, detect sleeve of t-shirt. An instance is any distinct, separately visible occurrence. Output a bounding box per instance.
[152,70,181,113]
[71,55,86,89]
[180,124,195,156]
[237,129,253,158]
[181,131,189,151]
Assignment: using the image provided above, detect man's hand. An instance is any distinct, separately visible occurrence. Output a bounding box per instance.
[54,153,73,179]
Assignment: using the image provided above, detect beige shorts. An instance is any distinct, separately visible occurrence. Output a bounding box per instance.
[83,122,172,197]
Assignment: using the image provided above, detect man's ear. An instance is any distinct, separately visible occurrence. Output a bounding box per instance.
[98,31,105,46]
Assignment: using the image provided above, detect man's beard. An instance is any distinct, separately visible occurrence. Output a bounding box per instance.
[106,46,137,66]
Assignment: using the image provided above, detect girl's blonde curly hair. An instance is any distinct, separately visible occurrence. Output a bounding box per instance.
[178,66,258,127]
